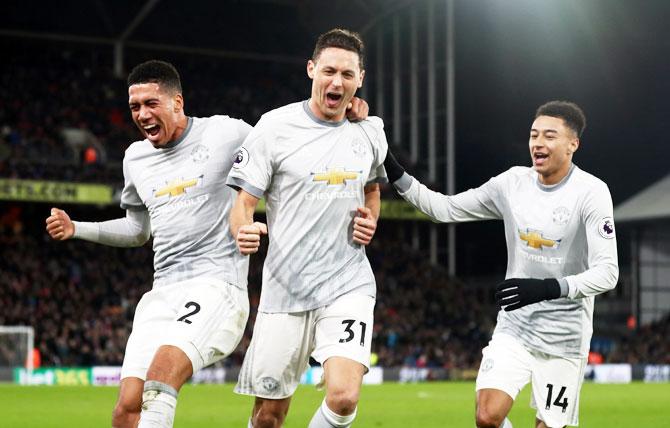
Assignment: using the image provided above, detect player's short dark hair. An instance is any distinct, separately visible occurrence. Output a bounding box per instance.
[312,28,365,70]
[535,101,586,137]
[127,60,182,94]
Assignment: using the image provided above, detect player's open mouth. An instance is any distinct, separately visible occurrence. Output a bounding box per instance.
[143,124,160,138]
[326,92,342,108]
[533,152,548,165]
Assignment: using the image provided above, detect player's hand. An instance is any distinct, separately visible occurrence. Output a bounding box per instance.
[495,278,561,311]
[236,221,267,255]
[384,148,406,183]
[345,97,369,122]
[45,208,74,240]
[353,207,377,246]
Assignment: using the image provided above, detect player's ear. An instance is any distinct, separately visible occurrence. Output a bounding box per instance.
[358,69,365,88]
[569,137,579,154]
[307,60,316,79]
[173,93,184,113]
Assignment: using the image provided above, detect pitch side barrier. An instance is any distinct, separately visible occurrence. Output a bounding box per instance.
[8,364,670,385]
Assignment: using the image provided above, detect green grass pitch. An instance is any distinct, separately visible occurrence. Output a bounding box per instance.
[1,382,668,427]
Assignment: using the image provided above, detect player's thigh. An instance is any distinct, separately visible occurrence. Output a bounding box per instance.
[235,310,315,399]
[121,287,176,380]
[530,353,586,428]
[313,293,375,374]
[165,278,249,374]
[475,333,534,401]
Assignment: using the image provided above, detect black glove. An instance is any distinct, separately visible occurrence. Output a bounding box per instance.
[384,148,406,183]
[495,278,561,312]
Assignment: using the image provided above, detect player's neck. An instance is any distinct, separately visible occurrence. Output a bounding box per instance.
[169,114,189,142]
[538,162,574,186]
[307,98,345,123]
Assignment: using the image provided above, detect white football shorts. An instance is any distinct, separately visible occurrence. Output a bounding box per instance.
[235,292,375,399]
[476,333,587,427]
[121,277,249,380]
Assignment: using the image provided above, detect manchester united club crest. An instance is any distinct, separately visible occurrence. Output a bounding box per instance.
[552,206,571,226]
[350,139,368,157]
[190,145,210,163]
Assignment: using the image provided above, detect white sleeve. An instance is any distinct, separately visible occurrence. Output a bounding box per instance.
[226,118,273,198]
[72,209,151,247]
[358,117,389,185]
[563,184,619,299]
[119,154,144,211]
[394,173,504,223]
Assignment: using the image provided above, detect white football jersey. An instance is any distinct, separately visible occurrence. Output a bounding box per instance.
[395,165,618,358]
[227,101,388,312]
[121,115,252,288]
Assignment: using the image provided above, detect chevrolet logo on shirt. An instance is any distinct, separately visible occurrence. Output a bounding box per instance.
[519,230,560,250]
[312,168,360,185]
[154,177,200,198]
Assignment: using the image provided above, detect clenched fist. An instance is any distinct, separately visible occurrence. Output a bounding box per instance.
[353,207,377,246]
[45,208,74,240]
[236,221,267,255]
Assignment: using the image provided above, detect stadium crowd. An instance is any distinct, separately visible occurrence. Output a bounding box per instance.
[605,314,670,364]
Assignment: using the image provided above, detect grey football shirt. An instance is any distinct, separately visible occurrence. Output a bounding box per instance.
[227,101,388,312]
[395,165,618,358]
[121,115,251,288]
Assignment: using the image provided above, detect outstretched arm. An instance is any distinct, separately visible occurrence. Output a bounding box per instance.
[46,207,150,247]
[229,190,267,255]
[383,147,502,224]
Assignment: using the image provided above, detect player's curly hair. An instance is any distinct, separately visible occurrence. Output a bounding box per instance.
[535,101,586,137]
[127,60,182,94]
[312,28,365,70]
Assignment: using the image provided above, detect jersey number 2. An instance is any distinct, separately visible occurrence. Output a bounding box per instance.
[177,301,201,324]
[545,383,568,413]
[339,319,367,346]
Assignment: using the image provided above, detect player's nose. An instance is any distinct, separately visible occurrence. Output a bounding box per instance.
[138,105,151,121]
[531,137,546,148]
[331,73,343,87]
